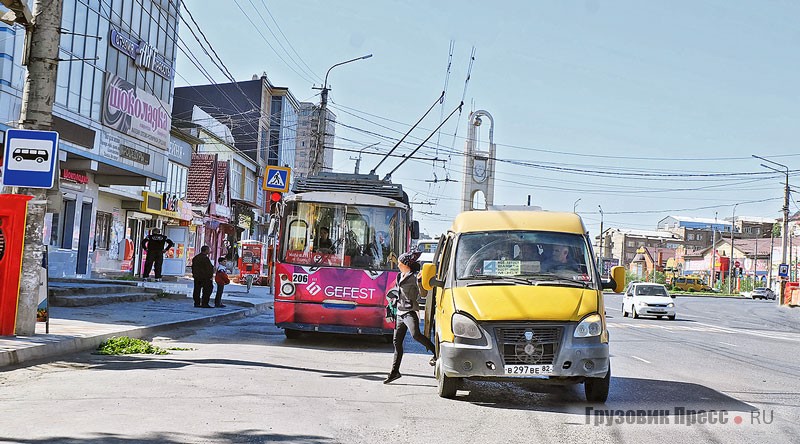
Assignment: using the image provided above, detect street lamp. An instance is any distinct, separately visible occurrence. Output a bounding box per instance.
[728,203,739,295]
[573,198,581,213]
[752,154,789,305]
[351,142,379,174]
[311,53,373,175]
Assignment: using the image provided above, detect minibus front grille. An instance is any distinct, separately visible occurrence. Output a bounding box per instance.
[496,326,562,365]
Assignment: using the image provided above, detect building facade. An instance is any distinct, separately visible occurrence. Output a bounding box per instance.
[172,75,300,243]
[0,0,184,278]
[296,102,335,177]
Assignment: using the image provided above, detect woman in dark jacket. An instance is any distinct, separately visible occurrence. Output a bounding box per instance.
[384,250,437,384]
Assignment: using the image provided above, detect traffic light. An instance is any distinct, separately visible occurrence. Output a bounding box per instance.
[268,191,283,215]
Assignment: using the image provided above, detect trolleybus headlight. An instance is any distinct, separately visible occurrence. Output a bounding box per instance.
[574,313,603,338]
[452,313,481,339]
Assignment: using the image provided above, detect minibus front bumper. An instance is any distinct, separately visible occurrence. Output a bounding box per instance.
[439,322,609,380]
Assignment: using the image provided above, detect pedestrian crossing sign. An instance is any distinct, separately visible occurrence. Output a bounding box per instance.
[262,165,291,192]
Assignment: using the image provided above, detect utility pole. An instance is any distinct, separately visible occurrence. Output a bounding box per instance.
[769,223,776,289]
[7,0,62,335]
[598,205,604,274]
[311,54,372,175]
[710,212,717,288]
[728,204,738,294]
[753,154,790,305]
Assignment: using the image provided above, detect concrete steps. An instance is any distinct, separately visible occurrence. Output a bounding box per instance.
[48,281,185,307]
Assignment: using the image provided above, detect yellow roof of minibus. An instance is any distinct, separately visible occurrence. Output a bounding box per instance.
[450,210,586,234]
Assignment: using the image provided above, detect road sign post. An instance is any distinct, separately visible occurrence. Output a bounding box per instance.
[1,129,59,189]
[262,166,291,193]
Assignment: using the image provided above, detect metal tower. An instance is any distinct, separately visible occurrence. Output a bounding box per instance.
[461,110,496,212]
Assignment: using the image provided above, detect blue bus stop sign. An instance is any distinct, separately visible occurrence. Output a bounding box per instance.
[779,264,789,278]
[1,129,59,189]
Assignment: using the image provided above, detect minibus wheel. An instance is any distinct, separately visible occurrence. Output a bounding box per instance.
[435,338,460,398]
[436,361,459,399]
[584,363,610,403]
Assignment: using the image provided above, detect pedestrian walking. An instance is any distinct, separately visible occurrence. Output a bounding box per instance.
[214,257,230,308]
[191,245,214,308]
[141,228,174,281]
[384,250,437,384]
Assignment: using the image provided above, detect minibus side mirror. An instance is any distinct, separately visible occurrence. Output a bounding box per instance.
[421,263,441,290]
[601,266,626,293]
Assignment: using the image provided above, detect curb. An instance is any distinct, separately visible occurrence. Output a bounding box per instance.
[0,301,272,369]
[672,294,749,300]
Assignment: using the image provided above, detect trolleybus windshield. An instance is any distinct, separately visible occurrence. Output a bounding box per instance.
[281,200,406,271]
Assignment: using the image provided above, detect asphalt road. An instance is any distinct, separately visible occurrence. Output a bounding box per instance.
[1,294,798,443]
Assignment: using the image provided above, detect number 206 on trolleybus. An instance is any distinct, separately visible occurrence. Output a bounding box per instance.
[273,173,420,340]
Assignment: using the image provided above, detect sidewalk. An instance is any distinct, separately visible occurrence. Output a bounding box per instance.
[0,280,274,369]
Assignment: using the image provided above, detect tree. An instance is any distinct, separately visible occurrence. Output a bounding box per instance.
[8,0,63,335]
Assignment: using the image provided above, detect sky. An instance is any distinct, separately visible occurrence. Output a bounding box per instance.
[176,0,800,240]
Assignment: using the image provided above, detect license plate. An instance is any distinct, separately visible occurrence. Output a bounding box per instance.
[650,309,666,313]
[504,364,553,376]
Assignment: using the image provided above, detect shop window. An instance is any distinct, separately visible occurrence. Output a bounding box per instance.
[61,200,76,249]
[95,212,112,250]
[49,213,60,247]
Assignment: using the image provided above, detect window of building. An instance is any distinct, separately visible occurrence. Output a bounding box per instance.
[94,212,113,250]
[230,161,243,200]
[245,169,256,202]
[688,233,695,241]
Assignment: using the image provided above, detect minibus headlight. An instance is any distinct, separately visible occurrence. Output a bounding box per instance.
[452,313,481,339]
[574,314,603,338]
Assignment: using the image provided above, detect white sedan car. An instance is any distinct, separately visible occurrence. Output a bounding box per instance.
[622,283,676,320]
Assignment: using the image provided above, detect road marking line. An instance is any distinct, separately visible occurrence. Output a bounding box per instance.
[631,356,651,364]
[719,342,737,347]
[694,321,800,343]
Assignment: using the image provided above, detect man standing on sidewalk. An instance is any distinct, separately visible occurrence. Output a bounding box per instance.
[141,228,174,281]
[191,246,214,308]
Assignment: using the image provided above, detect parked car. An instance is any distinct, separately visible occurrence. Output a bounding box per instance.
[622,282,676,320]
[751,287,776,300]
[671,276,713,292]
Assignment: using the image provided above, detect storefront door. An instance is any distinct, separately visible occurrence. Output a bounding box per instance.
[162,225,188,276]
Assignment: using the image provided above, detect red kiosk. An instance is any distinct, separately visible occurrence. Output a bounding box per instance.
[238,240,265,284]
[0,194,32,336]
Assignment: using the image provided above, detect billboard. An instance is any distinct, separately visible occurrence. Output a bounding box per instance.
[102,73,171,151]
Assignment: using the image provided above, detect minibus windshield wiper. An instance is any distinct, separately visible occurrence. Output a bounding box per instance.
[460,274,533,286]
[519,273,590,288]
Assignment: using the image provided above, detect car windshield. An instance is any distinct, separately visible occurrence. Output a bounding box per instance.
[634,285,669,297]
[454,230,595,287]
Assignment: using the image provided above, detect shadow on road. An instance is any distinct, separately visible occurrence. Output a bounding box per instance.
[0,430,334,443]
[453,376,758,414]
[73,354,433,383]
